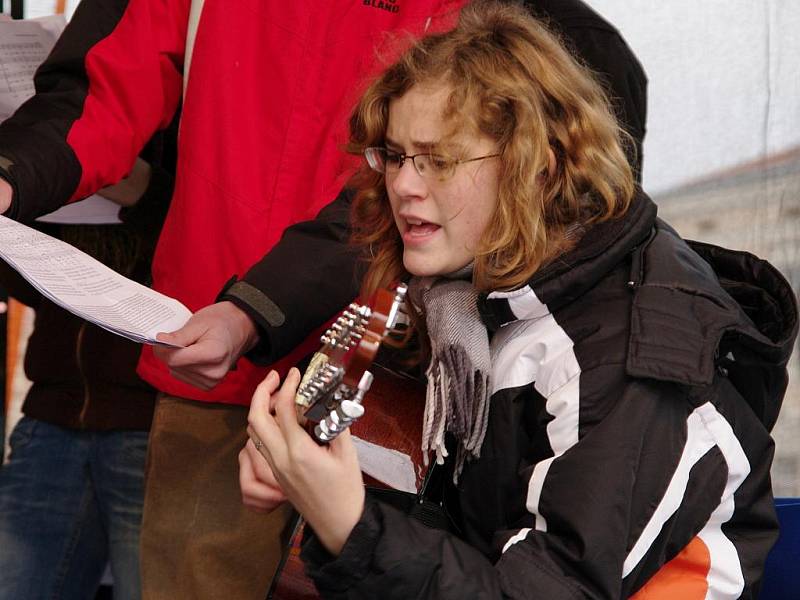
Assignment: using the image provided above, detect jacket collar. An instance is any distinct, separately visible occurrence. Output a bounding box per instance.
[478,189,656,329]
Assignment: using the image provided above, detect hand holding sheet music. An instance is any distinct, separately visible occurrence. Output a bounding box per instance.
[0,215,190,346]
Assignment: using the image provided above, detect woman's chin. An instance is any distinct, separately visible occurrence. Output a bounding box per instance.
[403,257,443,278]
[403,258,459,279]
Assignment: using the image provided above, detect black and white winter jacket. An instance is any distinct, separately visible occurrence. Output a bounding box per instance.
[302,191,798,599]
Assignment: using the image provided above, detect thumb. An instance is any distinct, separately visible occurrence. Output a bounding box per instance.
[155,330,178,344]
[154,330,187,349]
[331,427,359,461]
[156,317,208,348]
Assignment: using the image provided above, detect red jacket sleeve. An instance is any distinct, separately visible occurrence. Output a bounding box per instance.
[0,0,187,223]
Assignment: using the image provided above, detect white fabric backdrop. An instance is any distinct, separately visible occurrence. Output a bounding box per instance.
[588,0,800,194]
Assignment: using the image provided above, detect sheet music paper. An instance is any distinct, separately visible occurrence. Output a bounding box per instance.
[0,19,58,120]
[0,215,190,346]
[0,16,122,224]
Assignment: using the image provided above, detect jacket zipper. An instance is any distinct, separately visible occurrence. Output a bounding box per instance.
[76,321,91,427]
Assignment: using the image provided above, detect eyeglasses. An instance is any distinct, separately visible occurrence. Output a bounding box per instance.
[364,147,500,181]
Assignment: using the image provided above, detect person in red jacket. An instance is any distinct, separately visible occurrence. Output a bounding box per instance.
[0,1,646,598]
[242,3,796,597]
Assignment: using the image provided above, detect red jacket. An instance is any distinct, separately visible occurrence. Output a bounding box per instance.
[0,0,466,404]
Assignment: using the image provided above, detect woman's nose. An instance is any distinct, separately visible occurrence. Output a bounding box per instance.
[390,159,426,198]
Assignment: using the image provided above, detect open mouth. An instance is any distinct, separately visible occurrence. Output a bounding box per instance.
[404,217,441,238]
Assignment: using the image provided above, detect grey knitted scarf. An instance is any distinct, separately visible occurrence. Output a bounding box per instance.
[408,267,492,481]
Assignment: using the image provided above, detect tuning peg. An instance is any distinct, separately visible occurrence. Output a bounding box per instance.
[353,371,374,403]
[313,398,367,442]
[339,399,365,419]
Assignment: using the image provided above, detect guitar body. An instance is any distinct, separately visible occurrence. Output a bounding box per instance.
[351,363,427,490]
[268,363,426,599]
[268,517,318,600]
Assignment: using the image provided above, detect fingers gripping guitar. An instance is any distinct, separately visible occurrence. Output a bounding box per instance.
[244,284,426,596]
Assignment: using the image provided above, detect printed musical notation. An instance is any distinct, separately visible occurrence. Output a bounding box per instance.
[0,216,191,346]
[0,18,62,121]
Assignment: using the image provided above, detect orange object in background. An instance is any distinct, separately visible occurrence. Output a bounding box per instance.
[4,298,25,415]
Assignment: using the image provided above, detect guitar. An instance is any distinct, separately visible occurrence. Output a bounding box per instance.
[267,284,427,600]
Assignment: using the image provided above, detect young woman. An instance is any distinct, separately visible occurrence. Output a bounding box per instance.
[239,2,797,598]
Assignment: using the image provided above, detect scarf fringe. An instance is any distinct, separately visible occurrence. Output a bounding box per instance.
[421,344,491,481]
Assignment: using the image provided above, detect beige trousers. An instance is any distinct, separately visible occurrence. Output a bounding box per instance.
[140,395,293,600]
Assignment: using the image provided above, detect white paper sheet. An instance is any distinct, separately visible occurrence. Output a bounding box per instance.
[37,194,123,225]
[0,215,190,345]
[0,17,63,121]
[29,14,68,39]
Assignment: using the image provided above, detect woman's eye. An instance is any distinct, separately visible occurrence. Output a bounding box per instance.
[428,155,451,171]
[385,151,403,166]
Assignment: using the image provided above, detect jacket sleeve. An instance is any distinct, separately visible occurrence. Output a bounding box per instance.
[0,0,187,223]
[300,373,777,599]
[218,187,362,365]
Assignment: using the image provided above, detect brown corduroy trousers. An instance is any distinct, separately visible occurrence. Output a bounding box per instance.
[140,394,294,600]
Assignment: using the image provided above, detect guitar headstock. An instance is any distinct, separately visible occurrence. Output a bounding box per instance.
[295,283,408,441]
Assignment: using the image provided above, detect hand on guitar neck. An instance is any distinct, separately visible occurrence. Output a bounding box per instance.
[241,368,366,557]
[239,283,413,563]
